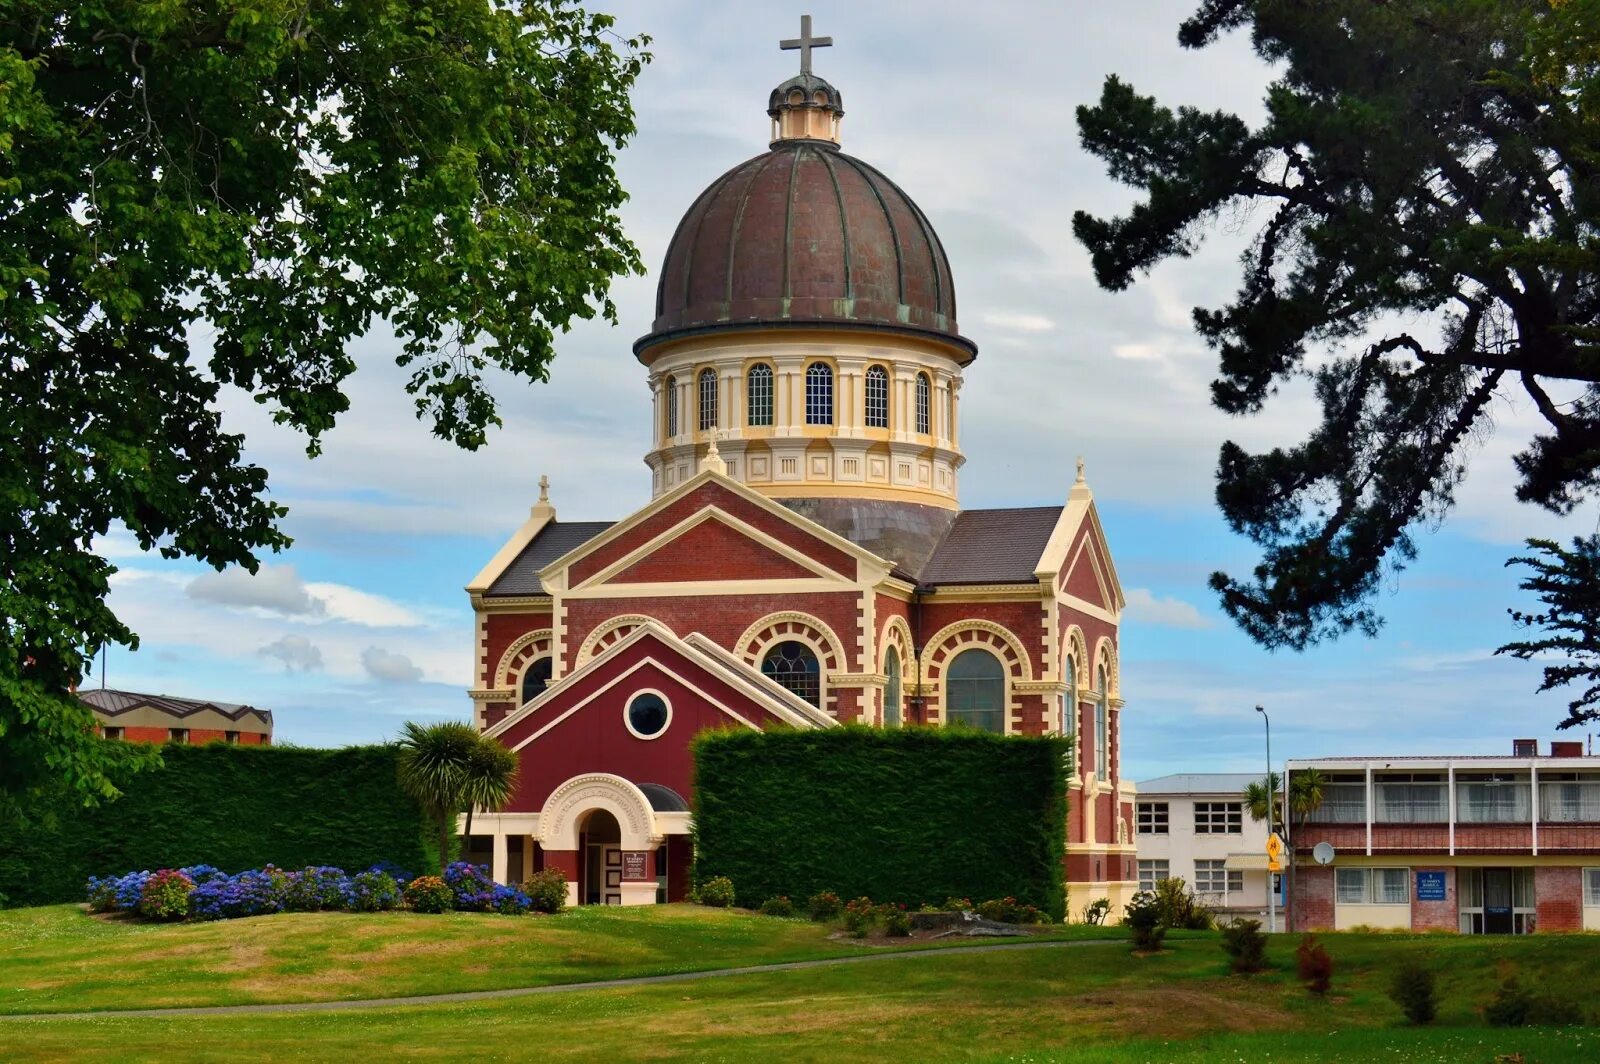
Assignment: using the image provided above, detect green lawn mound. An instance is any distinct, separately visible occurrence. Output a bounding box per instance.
[2,905,1596,1063]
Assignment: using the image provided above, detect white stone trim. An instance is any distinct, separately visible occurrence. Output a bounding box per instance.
[539,773,661,851]
[623,688,673,741]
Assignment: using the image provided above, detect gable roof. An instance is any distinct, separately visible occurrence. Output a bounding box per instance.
[918,506,1063,586]
[486,521,615,597]
[77,688,273,726]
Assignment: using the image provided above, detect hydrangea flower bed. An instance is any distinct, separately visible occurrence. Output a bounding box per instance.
[84,862,549,922]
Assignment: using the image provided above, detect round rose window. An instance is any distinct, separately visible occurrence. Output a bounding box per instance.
[626,692,670,739]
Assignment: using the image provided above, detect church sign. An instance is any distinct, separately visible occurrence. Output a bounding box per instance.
[622,851,650,881]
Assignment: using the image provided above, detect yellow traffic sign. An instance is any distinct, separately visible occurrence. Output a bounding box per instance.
[1267,855,1282,873]
[1265,832,1284,858]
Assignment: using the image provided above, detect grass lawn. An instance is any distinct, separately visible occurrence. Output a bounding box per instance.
[3,919,1598,1062]
[0,902,1116,1015]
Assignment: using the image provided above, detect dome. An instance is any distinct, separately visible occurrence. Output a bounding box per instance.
[636,139,974,362]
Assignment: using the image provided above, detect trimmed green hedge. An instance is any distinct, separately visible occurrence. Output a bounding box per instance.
[0,743,434,907]
[692,726,1069,919]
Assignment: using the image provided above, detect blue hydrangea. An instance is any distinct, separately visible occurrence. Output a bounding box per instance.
[345,869,402,912]
[444,862,498,911]
[281,866,351,912]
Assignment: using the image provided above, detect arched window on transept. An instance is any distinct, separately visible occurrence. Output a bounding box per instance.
[521,657,553,706]
[884,646,902,727]
[664,375,678,438]
[762,641,821,707]
[1062,656,1077,773]
[698,368,717,431]
[946,648,1004,734]
[747,364,773,427]
[915,373,931,435]
[1095,665,1109,779]
[865,365,889,428]
[805,363,834,425]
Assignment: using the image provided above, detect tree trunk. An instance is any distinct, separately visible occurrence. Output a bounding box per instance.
[463,805,475,860]
[437,812,449,877]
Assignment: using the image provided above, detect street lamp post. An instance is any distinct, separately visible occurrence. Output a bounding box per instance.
[1256,704,1275,933]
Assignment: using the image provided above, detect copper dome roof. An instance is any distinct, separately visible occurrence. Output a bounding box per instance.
[636,140,973,360]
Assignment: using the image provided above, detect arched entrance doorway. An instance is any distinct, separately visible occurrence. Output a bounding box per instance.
[580,808,623,906]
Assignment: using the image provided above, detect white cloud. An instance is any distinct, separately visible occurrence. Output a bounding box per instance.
[982,311,1055,333]
[259,634,324,673]
[1124,588,1216,631]
[361,647,425,684]
[187,564,324,616]
[305,583,428,629]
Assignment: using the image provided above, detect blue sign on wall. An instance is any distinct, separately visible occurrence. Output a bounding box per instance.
[1415,871,1447,901]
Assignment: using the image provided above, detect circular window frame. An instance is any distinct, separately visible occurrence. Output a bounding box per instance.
[624,689,673,741]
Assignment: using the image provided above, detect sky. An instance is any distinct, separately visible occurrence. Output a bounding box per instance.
[92,0,1598,778]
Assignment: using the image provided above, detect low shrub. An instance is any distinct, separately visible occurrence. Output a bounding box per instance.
[190,867,289,920]
[758,895,795,917]
[1295,934,1333,995]
[696,875,736,908]
[807,890,843,922]
[346,869,402,913]
[443,862,499,912]
[1153,877,1214,930]
[1081,898,1111,925]
[942,896,974,913]
[522,869,568,914]
[489,884,534,915]
[842,896,877,937]
[137,869,194,920]
[282,866,350,912]
[976,896,1046,924]
[1123,891,1166,952]
[1220,918,1269,973]
[1389,960,1437,1025]
[879,902,911,937]
[404,875,455,914]
[1484,975,1585,1027]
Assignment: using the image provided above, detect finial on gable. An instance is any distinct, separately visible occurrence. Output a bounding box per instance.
[1075,456,1086,484]
[700,430,729,476]
[531,473,555,519]
[1070,456,1092,501]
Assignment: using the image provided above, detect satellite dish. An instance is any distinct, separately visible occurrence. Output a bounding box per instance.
[1312,841,1336,866]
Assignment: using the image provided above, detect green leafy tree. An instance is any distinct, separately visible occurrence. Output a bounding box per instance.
[1243,772,1282,828]
[395,720,479,876]
[460,733,520,843]
[0,1,649,814]
[1074,1,1600,652]
[1498,535,1600,727]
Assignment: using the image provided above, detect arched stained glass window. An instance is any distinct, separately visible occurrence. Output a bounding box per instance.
[747,364,773,426]
[698,368,717,431]
[521,657,553,706]
[865,365,889,428]
[1062,656,1077,773]
[762,641,821,707]
[664,375,678,438]
[884,646,902,727]
[946,648,1004,734]
[1095,665,1109,779]
[805,363,833,425]
[916,373,931,434]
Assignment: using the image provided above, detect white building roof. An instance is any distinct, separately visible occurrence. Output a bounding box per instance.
[1135,772,1267,796]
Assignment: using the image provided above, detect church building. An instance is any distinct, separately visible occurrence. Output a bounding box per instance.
[463,22,1136,912]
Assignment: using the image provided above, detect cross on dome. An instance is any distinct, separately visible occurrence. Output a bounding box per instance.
[779,14,832,75]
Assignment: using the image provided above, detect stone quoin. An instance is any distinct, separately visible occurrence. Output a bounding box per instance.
[460,20,1134,911]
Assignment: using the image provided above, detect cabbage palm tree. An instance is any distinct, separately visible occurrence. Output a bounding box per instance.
[460,736,520,847]
[395,721,479,875]
[1243,772,1282,828]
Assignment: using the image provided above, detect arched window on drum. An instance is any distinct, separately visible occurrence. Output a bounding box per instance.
[945,648,1004,733]
[520,657,553,706]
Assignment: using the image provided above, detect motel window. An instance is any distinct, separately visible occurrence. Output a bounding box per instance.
[1336,867,1409,905]
[762,641,821,707]
[945,648,1005,734]
[1137,860,1168,892]
[1193,860,1241,896]
[1540,776,1600,822]
[1456,774,1533,823]
[521,657,553,706]
[168,728,189,745]
[1308,777,1367,823]
[102,726,124,740]
[805,363,834,425]
[865,365,889,428]
[1375,774,1447,823]
[1585,868,1600,907]
[697,369,717,431]
[1194,802,1243,835]
[1136,802,1168,835]
[663,375,678,437]
[747,364,773,427]
[915,373,931,434]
